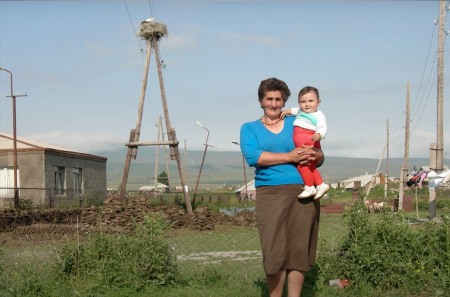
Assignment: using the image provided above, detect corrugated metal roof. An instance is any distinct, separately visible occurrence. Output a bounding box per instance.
[345,174,375,189]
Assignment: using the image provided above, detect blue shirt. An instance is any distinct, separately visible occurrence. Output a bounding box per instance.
[240,117,303,187]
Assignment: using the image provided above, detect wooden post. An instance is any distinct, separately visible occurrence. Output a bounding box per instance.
[399,166,404,210]
[415,186,419,220]
[119,40,152,204]
[365,143,386,199]
[429,143,437,220]
[404,82,410,174]
[154,116,161,202]
[437,1,445,172]
[353,181,361,202]
[152,38,193,214]
[160,117,173,200]
[386,119,389,199]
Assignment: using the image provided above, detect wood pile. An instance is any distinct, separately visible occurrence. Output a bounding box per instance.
[0,197,258,237]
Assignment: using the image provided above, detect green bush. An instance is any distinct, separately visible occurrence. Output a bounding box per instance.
[55,212,177,293]
[317,201,450,295]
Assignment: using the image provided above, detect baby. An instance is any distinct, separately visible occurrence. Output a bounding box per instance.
[281,86,330,200]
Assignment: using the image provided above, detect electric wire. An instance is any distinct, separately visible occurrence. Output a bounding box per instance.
[410,20,437,114]
[124,0,157,127]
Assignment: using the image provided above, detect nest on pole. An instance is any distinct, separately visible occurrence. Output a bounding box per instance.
[138,21,169,41]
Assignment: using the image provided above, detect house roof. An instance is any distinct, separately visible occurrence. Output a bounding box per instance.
[138,183,169,191]
[235,180,256,193]
[0,132,106,161]
[344,174,376,189]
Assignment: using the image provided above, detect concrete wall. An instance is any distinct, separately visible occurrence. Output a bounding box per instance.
[44,150,107,197]
[0,149,106,207]
[0,150,46,206]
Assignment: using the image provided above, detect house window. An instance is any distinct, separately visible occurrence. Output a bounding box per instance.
[73,168,82,195]
[54,167,65,195]
[0,167,20,198]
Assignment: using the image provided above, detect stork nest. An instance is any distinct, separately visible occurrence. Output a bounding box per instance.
[138,22,168,40]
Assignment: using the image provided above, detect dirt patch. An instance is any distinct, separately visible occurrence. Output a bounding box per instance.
[0,198,257,243]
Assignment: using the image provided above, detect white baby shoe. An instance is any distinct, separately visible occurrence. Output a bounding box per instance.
[298,186,317,199]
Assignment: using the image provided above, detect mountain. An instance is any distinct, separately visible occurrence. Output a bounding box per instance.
[95,147,447,191]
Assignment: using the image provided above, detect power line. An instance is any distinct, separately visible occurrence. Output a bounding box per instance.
[410,19,437,114]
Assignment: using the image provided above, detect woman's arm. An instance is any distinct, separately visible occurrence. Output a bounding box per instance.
[257,145,323,167]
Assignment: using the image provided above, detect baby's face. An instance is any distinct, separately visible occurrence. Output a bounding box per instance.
[299,91,320,113]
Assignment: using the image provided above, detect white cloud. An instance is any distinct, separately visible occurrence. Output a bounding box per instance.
[24,131,123,154]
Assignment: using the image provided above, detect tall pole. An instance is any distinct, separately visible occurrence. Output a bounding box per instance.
[232,140,248,200]
[385,119,389,199]
[119,40,152,204]
[193,121,212,205]
[400,82,410,210]
[184,139,187,185]
[1,67,26,210]
[430,143,437,220]
[152,38,193,214]
[437,0,445,172]
[160,116,173,199]
[154,116,161,202]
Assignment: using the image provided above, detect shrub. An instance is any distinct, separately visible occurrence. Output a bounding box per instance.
[317,201,450,295]
[55,212,177,293]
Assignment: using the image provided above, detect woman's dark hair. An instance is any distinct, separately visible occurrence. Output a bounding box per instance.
[298,86,320,100]
[258,78,291,102]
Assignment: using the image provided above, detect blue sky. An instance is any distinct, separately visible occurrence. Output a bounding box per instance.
[0,1,449,159]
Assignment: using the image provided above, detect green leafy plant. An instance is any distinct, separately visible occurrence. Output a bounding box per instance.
[55,212,177,293]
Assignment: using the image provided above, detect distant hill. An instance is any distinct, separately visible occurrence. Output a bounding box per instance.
[96,147,447,191]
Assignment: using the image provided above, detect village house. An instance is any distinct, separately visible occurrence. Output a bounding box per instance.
[0,132,107,208]
[235,180,256,200]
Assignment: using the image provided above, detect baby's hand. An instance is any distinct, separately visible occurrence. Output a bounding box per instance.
[311,133,322,142]
[280,110,291,119]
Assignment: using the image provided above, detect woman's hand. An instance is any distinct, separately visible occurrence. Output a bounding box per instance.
[280,110,291,119]
[286,145,316,164]
[257,145,323,167]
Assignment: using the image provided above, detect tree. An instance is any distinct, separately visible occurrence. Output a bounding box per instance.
[157,171,168,186]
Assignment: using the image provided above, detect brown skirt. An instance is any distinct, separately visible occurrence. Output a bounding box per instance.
[255,184,320,275]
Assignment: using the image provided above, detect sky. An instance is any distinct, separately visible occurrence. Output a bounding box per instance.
[0,0,449,160]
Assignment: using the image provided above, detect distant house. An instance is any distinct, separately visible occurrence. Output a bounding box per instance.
[235,180,256,200]
[342,173,390,190]
[138,183,169,194]
[0,132,107,208]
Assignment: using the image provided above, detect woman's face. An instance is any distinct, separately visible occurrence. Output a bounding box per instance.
[260,91,285,118]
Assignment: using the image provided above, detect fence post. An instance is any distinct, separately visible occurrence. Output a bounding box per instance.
[209,195,212,203]
[160,195,163,206]
[79,194,83,208]
[175,193,179,205]
[353,181,361,202]
[201,196,204,204]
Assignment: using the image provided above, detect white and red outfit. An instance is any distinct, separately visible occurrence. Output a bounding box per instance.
[290,108,327,187]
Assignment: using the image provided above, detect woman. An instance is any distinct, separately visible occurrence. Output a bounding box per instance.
[240,78,323,297]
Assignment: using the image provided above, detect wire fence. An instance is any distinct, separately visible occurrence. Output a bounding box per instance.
[1,187,449,293]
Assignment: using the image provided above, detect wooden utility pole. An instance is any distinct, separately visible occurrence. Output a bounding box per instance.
[119,21,193,214]
[365,143,386,199]
[184,139,187,185]
[429,143,437,220]
[160,116,173,199]
[152,37,192,214]
[437,0,445,172]
[119,39,152,204]
[154,117,161,202]
[399,83,410,210]
[385,119,389,199]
